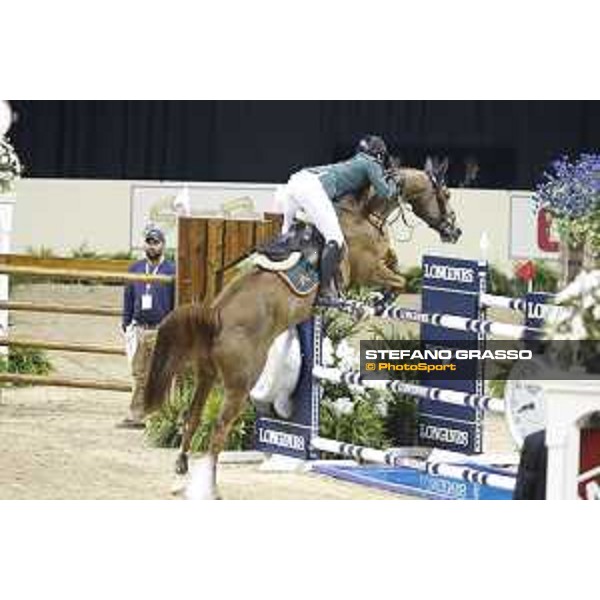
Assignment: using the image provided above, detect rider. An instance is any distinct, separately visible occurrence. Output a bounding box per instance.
[280,134,399,302]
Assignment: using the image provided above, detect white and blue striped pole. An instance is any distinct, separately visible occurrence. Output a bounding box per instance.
[324,298,542,341]
[312,366,506,414]
[311,436,516,492]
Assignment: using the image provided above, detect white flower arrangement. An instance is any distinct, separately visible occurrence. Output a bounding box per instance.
[321,336,335,367]
[335,339,359,371]
[0,138,22,194]
[322,334,392,413]
[319,293,417,447]
[548,270,600,340]
[331,396,354,417]
[545,269,600,372]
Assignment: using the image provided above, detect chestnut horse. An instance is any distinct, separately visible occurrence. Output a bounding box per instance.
[142,160,460,499]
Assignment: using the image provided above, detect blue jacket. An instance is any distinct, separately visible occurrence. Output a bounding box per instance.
[307,152,397,200]
[122,259,176,329]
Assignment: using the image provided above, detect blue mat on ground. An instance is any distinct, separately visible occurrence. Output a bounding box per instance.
[313,464,513,500]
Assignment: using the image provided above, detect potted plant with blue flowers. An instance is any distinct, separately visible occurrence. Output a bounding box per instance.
[533,154,600,284]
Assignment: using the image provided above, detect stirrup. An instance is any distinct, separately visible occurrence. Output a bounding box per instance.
[316,285,343,307]
[316,296,339,308]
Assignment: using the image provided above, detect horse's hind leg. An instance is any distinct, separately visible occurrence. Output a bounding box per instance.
[175,370,216,475]
[185,384,249,500]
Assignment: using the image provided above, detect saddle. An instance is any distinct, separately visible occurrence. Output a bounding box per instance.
[254,221,324,296]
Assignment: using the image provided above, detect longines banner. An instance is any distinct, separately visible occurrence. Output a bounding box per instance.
[510,193,560,260]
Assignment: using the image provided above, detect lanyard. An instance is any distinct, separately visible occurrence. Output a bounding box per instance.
[145,259,163,293]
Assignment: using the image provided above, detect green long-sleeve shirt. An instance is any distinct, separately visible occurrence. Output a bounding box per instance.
[307,152,397,200]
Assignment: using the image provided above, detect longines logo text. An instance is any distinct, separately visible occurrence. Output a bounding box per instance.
[258,428,305,451]
[526,302,572,322]
[421,475,468,499]
[419,424,470,447]
[424,263,475,284]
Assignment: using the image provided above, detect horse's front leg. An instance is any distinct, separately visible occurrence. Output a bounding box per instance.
[383,246,401,273]
[370,261,406,294]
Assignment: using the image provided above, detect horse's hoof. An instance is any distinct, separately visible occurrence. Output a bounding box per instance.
[175,454,189,475]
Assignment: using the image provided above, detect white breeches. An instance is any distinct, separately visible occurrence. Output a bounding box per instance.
[280,171,345,246]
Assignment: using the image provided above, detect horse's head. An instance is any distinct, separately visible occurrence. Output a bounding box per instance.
[402,158,462,243]
[338,156,462,243]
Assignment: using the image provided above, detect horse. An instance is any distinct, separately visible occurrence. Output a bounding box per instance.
[142,159,461,499]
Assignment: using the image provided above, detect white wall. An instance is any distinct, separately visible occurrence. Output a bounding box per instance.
[388,188,531,274]
[11,178,558,274]
[12,178,280,254]
[13,178,133,255]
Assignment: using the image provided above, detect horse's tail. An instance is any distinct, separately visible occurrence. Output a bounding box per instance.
[143,303,219,415]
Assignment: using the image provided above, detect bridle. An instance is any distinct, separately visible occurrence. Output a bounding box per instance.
[338,167,461,242]
[360,171,406,234]
[421,171,459,241]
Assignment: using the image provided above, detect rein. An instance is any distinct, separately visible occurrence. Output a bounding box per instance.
[361,171,407,234]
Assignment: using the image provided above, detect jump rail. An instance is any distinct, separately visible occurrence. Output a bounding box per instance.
[0,372,132,392]
[323,297,543,341]
[0,301,121,317]
[0,264,173,284]
[312,436,516,492]
[0,338,125,355]
[313,366,507,413]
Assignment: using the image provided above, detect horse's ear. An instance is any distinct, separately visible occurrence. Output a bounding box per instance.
[424,156,434,175]
[437,157,449,180]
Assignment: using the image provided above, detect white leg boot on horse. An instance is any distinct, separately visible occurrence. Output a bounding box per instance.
[184,454,218,500]
[185,387,250,500]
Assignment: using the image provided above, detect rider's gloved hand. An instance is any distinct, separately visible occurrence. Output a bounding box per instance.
[385,167,402,185]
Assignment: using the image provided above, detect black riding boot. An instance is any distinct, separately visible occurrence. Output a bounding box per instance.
[318,240,342,303]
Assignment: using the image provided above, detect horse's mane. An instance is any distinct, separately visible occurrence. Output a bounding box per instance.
[335,192,365,216]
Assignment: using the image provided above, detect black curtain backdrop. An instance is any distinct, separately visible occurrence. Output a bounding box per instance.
[9,100,600,189]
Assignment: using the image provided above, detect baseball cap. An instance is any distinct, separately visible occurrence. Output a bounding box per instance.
[144,225,165,243]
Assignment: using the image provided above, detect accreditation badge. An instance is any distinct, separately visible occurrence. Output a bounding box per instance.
[141,293,153,310]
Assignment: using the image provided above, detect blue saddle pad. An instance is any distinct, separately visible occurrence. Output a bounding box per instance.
[276,258,320,296]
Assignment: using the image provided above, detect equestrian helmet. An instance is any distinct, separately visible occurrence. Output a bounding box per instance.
[357,134,388,163]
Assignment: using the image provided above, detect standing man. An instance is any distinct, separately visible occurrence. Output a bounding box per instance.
[118,224,176,429]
